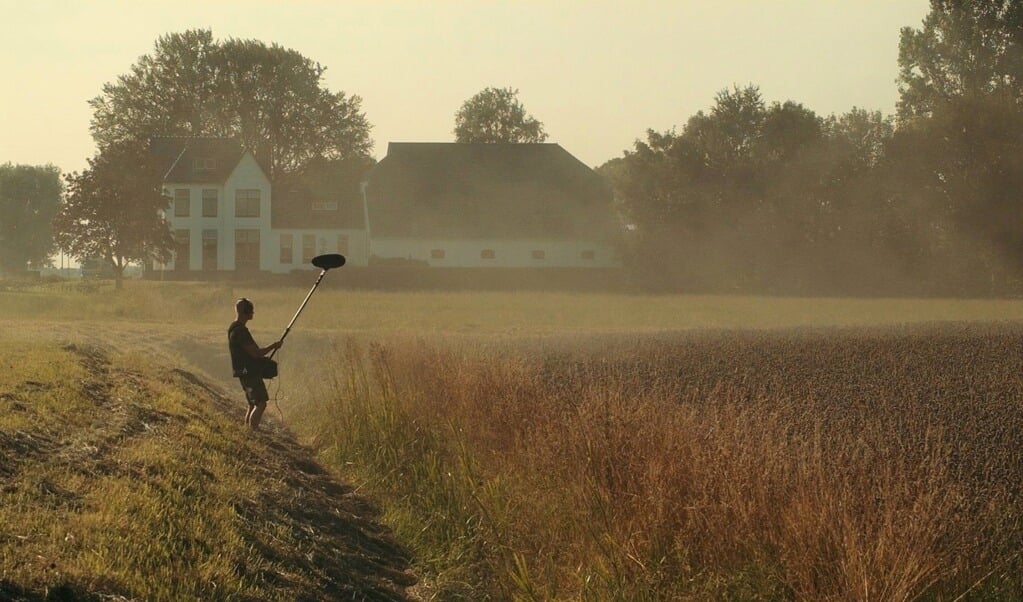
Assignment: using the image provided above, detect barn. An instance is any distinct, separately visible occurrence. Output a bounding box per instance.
[363,142,621,268]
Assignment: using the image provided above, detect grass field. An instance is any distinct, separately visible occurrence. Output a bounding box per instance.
[3,279,1023,600]
[0,335,413,600]
[4,278,1023,334]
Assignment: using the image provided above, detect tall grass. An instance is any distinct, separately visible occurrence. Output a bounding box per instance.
[307,326,1023,600]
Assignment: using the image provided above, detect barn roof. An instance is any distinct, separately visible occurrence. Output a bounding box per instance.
[364,142,617,240]
[270,158,369,230]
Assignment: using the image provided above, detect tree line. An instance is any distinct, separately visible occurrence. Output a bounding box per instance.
[601,0,1023,295]
[4,1,1021,296]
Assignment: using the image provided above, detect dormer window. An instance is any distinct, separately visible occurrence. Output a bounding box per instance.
[312,200,339,211]
[193,158,217,171]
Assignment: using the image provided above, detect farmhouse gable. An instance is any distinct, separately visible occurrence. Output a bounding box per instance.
[151,137,254,184]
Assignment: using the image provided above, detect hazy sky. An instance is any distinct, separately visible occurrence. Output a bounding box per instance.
[1,1,930,174]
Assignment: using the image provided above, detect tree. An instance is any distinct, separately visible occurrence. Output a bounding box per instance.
[895,1,1023,291]
[89,29,371,179]
[603,85,893,293]
[760,101,824,162]
[454,87,549,143]
[601,86,773,290]
[0,164,61,275]
[885,96,1023,290]
[215,38,372,175]
[817,108,897,260]
[826,108,895,171]
[706,84,767,163]
[897,0,1023,120]
[53,141,173,289]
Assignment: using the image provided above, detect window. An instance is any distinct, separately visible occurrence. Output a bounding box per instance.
[174,189,190,217]
[235,189,261,217]
[531,250,546,260]
[280,234,294,264]
[430,249,446,259]
[580,250,596,261]
[174,229,190,270]
[202,189,218,217]
[312,200,339,211]
[481,249,495,260]
[193,157,217,171]
[235,229,260,271]
[302,234,316,263]
[202,230,217,271]
[336,234,349,255]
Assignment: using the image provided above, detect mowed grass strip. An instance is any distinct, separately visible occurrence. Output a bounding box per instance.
[4,279,1023,336]
[0,338,413,601]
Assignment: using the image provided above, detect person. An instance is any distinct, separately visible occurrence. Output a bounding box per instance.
[227,297,282,431]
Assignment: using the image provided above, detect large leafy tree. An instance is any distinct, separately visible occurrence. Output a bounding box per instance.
[885,96,1023,287]
[894,0,1023,290]
[215,38,372,175]
[89,29,372,179]
[897,0,1023,120]
[454,87,549,143]
[53,141,173,289]
[0,164,61,275]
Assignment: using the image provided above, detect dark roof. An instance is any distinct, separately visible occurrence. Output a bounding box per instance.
[150,137,249,184]
[364,143,617,239]
[270,158,370,229]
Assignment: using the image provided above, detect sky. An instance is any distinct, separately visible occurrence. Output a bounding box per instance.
[1,1,931,174]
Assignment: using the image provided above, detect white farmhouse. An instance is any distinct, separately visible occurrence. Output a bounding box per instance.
[154,138,620,277]
[153,137,365,276]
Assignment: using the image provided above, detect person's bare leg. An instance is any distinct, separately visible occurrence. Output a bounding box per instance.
[248,402,266,430]
[245,405,255,427]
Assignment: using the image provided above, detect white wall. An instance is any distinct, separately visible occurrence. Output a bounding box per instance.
[224,153,273,271]
[270,229,369,271]
[370,238,621,268]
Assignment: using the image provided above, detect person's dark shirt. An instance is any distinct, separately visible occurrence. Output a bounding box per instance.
[228,320,258,378]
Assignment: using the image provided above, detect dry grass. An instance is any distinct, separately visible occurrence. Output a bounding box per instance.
[307,325,1023,600]
[0,336,413,601]
[5,279,1023,600]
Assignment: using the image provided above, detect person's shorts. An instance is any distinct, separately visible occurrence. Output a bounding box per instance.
[239,375,269,406]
